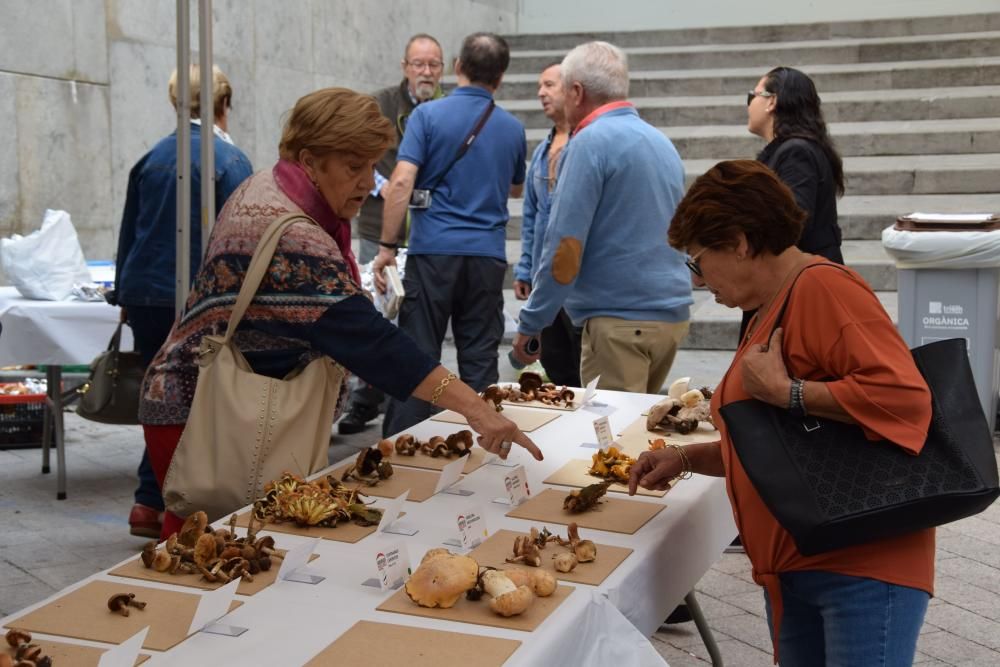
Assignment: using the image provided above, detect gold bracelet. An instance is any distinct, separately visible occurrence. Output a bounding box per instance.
[430,372,458,405]
[666,444,693,480]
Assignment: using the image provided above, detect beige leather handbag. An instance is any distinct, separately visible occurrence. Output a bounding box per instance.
[163,214,345,521]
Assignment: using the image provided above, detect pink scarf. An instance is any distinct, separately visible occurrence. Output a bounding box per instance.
[272,159,361,284]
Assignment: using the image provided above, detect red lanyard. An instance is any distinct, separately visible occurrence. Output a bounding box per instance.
[571,101,634,136]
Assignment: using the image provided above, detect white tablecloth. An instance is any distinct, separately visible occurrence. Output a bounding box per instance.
[1,390,737,666]
[0,286,132,365]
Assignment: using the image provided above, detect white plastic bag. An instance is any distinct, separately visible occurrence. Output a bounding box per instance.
[0,209,92,300]
[882,224,1000,270]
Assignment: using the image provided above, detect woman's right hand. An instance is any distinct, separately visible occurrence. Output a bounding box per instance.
[463,400,543,462]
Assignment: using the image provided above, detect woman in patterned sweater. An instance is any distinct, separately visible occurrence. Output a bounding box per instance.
[140,88,542,538]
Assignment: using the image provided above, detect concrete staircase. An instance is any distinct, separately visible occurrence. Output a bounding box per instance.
[493,12,1000,351]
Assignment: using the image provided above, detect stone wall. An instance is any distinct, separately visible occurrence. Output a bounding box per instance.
[0,0,517,262]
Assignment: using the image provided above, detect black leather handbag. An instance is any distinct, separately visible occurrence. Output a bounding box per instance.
[76,320,145,425]
[720,266,1000,556]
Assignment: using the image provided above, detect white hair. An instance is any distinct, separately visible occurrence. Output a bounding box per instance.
[560,41,629,102]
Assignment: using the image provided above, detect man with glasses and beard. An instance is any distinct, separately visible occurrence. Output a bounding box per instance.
[338,33,446,436]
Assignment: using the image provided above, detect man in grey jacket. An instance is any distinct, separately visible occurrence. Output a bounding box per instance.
[338,33,446,435]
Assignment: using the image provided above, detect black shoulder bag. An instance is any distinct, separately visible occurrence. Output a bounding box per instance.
[720,264,999,556]
[410,101,495,208]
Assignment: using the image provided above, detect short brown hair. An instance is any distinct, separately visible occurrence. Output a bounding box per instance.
[168,65,232,119]
[668,160,805,257]
[278,88,395,161]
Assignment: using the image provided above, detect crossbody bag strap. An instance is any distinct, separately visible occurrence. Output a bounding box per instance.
[223,213,317,342]
[424,100,496,194]
[768,262,854,340]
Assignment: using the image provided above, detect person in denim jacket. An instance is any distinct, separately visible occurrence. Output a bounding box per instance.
[113,64,252,538]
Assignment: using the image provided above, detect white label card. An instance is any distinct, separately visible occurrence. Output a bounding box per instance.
[593,415,614,451]
[188,577,240,635]
[377,490,410,532]
[434,456,465,494]
[457,507,488,549]
[504,465,531,506]
[583,375,600,404]
[376,542,409,591]
[97,626,149,667]
[278,537,321,581]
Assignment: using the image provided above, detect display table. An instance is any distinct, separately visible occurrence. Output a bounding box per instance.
[0,286,133,498]
[0,389,737,666]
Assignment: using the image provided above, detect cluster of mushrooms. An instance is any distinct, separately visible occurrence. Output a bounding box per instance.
[376,430,474,459]
[405,549,557,617]
[139,511,284,583]
[341,447,394,485]
[646,378,714,435]
[563,480,612,513]
[506,523,597,573]
[253,472,383,528]
[483,372,576,410]
[3,630,51,667]
[587,447,638,484]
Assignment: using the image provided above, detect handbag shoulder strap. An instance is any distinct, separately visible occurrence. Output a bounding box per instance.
[768,261,853,339]
[223,213,317,342]
[106,320,125,352]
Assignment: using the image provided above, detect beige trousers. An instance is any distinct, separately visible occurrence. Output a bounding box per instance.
[580,316,690,394]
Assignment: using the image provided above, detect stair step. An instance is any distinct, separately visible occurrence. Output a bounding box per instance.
[501,287,898,352]
[508,31,1000,74]
[684,153,1000,195]
[493,56,1000,98]
[500,86,1000,128]
[525,118,1000,158]
[504,13,1000,49]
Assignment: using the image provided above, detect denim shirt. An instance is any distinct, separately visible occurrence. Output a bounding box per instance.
[514,129,557,284]
[114,123,253,307]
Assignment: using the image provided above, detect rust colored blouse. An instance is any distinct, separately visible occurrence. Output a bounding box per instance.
[710,259,935,654]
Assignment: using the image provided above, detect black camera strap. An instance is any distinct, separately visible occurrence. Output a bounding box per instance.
[423,100,496,194]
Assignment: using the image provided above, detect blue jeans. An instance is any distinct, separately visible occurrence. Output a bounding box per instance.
[764,570,928,667]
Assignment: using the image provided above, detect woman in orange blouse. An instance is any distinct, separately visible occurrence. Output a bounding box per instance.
[630,160,933,666]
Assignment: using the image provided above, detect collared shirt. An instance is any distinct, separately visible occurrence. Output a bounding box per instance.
[514,128,558,283]
[397,86,527,261]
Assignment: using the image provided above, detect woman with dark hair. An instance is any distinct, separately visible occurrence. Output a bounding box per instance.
[747,66,844,263]
[635,160,932,666]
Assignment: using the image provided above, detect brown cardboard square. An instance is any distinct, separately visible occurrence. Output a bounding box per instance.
[505,488,664,534]
[466,529,632,586]
[0,638,149,667]
[108,551,319,595]
[543,458,671,498]
[326,464,445,502]
[5,580,242,651]
[431,406,560,432]
[305,620,521,666]
[616,415,720,457]
[377,582,574,632]
[233,511,385,543]
[388,443,488,475]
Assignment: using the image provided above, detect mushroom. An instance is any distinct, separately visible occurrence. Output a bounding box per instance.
[646,397,681,431]
[529,569,557,597]
[405,550,479,609]
[567,523,597,563]
[667,377,691,400]
[506,534,542,567]
[481,385,506,411]
[6,629,31,648]
[151,549,173,572]
[139,540,157,568]
[14,645,40,662]
[395,434,418,456]
[679,388,705,408]
[178,511,208,548]
[193,532,218,569]
[377,438,394,458]
[445,430,474,457]
[518,372,544,394]
[553,552,578,573]
[481,570,534,617]
[107,593,146,617]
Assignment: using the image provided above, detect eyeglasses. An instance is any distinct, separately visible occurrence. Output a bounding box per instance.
[406,60,444,72]
[746,89,775,106]
[685,247,708,277]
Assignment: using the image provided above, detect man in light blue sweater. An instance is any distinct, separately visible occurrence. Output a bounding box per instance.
[511,41,692,393]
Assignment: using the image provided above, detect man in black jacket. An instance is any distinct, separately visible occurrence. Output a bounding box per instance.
[338,33,445,435]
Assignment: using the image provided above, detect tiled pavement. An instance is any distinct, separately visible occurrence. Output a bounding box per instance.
[2,350,999,666]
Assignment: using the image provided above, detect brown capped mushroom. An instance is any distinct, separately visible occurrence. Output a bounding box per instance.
[178,511,208,548]
[6,629,31,648]
[395,434,418,456]
[14,644,41,662]
[529,569,557,597]
[139,540,157,568]
[377,438,394,458]
[107,592,145,617]
[481,570,534,617]
[553,552,578,573]
[151,549,173,572]
[193,532,218,569]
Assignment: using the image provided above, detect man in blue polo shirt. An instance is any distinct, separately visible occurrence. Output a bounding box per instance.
[374,32,527,436]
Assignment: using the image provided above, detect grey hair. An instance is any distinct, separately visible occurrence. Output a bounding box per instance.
[560,41,629,102]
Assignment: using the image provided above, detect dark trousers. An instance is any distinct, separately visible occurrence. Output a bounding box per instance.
[383,254,506,436]
[125,305,176,510]
[540,308,583,387]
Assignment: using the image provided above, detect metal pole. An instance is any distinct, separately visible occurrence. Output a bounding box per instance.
[175,0,191,316]
[198,0,215,261]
